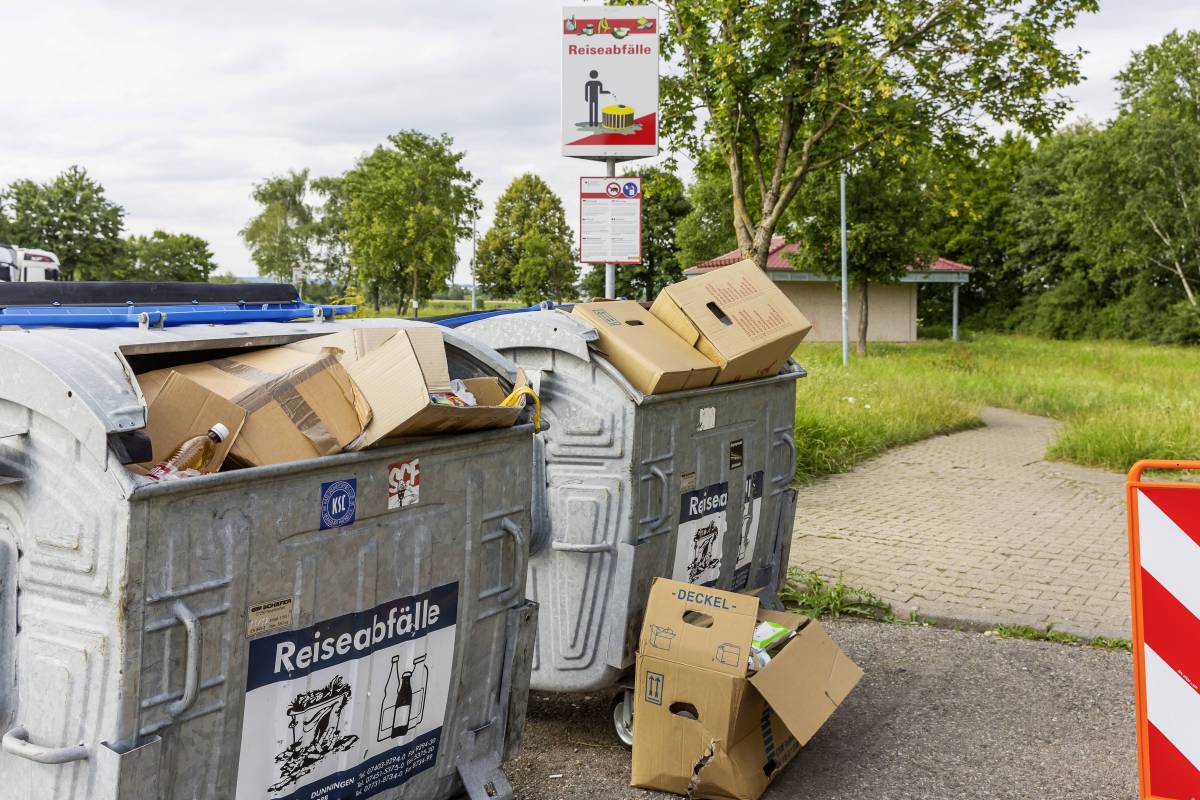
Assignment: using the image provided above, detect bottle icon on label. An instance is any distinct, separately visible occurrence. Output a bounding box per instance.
[392,670,413,738]
[377,654,401,742]
[407,654,428,731]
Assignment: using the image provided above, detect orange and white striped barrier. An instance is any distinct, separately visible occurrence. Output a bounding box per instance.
[1127,460,1200,799]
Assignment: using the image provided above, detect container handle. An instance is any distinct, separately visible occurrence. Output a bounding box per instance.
[477,518,529,619]
[2,726,88,764]
[167,600,200,718]
[648,466,671,530]
[777,431,797,482]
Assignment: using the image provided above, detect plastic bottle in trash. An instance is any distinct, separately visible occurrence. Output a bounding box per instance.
[377,654,401,741]
[146,423,230,480]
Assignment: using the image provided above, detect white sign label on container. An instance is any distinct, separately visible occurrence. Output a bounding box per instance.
[580,176,642,264]
[673,481,729,587]
[561,6,659,158]
[234,583,458,800]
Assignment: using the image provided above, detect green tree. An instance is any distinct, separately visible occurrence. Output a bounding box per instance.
[342,130,478,315]
[477,174,576,301]
[119,230,219,281]
[785,153,933,353]
[3,165,125,280]
[649,0,1096,271]
[308,175,355,293]
[240,169,313,282]
[676,158,740,271]
[581,165,692,300]
[512,232,577,305]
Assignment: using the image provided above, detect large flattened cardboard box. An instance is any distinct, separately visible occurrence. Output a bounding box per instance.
[300,327,527,446]
[136,347,370,467]
[572,300,719,394]
[632,579,862,800]
[650,260,812,385]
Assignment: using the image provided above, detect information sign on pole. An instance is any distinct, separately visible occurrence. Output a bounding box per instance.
[561,7,659,160]
[579,176,642,265]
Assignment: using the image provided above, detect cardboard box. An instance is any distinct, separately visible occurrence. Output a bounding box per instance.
[136,347,371,467]
[283,328,401,367]
[650,260,812,385]
[129,372,247,475]
[572,301,719,394]
[631,579,862,799]
[326,327,527,445]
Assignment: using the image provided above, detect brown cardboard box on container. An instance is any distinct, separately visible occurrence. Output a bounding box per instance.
[650,259,812,385]
[136,347,371,467]
[631,578,862,800]
[327,326,529,445]
[572,300,719,394]
[127,372,247,475]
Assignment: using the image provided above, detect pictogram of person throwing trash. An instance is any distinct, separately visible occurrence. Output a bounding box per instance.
[584,69,611,127]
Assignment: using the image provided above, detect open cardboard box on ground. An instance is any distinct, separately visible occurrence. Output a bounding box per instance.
[136,346,370,468]
[650,259,812,385]
[632,578,862,800]
[296,326,529,446]
[127,372,247,475]
[572,300,719,394]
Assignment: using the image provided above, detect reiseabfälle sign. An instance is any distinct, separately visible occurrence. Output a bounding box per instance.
[561,6,659,159]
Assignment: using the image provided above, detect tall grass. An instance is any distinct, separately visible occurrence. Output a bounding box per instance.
[792,334,1200,481]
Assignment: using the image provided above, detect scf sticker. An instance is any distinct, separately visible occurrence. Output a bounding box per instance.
[388,459,420,509]
[320,478,357,530]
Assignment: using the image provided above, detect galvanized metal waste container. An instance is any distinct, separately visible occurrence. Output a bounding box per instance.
[0,317,537,800]
[458,310,802,702]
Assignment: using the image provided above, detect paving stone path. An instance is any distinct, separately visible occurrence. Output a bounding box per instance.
[790,407,1131,639]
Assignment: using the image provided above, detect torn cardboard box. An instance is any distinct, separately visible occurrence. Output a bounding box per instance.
[136,347,370,467]
[128,372,247,476]
[296,327,528,446]
[631,578,862,800]
[650,260,812,385]
[572,300,719,394]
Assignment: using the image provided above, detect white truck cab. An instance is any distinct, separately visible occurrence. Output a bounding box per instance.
[0,245,61,281]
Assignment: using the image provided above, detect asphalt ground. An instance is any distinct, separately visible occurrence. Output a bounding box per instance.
[508,618,1138,800]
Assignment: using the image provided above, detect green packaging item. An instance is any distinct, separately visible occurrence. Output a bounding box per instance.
[751,620,792,653]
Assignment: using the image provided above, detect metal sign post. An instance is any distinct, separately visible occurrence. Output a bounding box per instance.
[840,172,849,366]
[562,6,659,298]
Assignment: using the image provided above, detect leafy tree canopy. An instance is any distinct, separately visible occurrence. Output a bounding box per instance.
[477,173,576,301]
[119,230,219,281]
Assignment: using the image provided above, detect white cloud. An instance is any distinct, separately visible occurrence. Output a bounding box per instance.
[1,0,1193,283]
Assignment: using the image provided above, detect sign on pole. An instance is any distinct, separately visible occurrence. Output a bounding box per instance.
[561,6,659,160]
[580,177,642,265]
[1126,460,1200,799]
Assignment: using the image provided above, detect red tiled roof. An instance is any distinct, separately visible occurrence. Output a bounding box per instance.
[687,237,974,274]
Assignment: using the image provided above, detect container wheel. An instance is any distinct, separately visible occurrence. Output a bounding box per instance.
[610,688,634,749]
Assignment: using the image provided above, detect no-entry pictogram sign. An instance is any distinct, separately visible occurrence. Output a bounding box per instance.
[1127,460,1200,800]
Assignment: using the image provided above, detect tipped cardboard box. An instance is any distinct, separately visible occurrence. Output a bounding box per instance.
[650,260,812,385]
[128,372,247,475]
[572,301,719,394]
[328,327,527,445]
[631,579,862,799]
[136,347,371,467]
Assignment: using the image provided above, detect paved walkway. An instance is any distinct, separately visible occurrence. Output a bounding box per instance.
[790,408,1131,639]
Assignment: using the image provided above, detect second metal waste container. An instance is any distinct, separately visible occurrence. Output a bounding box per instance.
[0,315,537,800]
[459,310,802,724]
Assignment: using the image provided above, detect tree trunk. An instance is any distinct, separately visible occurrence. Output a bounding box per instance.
[372,283,381,313]
[856,279,869,356]
[750,225,775,271]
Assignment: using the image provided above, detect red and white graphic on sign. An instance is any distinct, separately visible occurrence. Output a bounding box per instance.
[1131,482,1200,798]
[388,459,420,509]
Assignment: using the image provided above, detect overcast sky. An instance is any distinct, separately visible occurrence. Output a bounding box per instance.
[2,0,1197,282]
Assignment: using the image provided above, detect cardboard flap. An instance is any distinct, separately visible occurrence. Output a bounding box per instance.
[285,328,404,366]
[748,619,863,745]
[640,579,759,677]
[134,372,247,473]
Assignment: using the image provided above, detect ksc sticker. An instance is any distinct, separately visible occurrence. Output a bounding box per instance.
[320,478,357,530]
